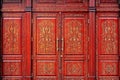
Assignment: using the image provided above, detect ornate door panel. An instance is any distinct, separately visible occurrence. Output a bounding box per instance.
[32,13,59,80]
[0,13,30,80]
[96,13,119,80]
[62,13,89,80]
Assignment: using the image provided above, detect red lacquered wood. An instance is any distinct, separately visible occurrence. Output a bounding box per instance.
[24,12,31,80]
[88,12,96,80]
[0,0,120,80]
[88,0,96,80]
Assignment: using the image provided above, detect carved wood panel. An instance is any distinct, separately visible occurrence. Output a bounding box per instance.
[32,0,88,12]
[98,19,118,54]
[63,13,88,80]
[37,19,56,54]
[3,18,21,54]
[1,13,29,80]
[100,0,117,3]
[3,0,22,3]
[96,13,119,80]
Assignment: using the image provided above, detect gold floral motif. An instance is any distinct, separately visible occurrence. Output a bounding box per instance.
[3,19,20,54]
[102,63,117,75]
[38,62,55,75]
[66,20,83,54]
[37,20,55,54]
[101,20,117,54]
[4,62,21,75]
[66,62,82,75]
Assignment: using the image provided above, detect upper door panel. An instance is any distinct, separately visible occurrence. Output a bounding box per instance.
[1,0,25,11]
[32,0,88,12]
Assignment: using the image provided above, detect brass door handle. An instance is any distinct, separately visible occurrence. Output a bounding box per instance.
[56,38,59,51]
[62,38,64,51]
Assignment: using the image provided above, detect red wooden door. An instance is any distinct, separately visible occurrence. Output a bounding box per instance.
[62,13,89,80]
[0,0,31,80]
[96,0,120,80]
[32,13,59,80]
[32,13,89,80]
[96,13,119,80]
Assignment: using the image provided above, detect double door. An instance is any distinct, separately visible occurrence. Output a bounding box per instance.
[32,13,89,80]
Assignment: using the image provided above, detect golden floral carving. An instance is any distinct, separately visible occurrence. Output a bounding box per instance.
[66,62,82,75]
[102,63,117,75]
[37,20,55,54]
[38,62,55,75]
[3,62,21,75]
[3,19,20,54]
[65,20,83,54]
[101,20,117,54]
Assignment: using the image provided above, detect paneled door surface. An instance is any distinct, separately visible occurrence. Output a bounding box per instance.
[32,13,89,80]
[0,0,120,80]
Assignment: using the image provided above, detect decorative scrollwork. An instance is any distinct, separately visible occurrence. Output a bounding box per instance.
[37,19,55,54]
[101,20,117,54]
[38,62,55,75]
[3,19,20,54]
[102,63,117,75]
[66,62,82,75]
[65,19,83,54]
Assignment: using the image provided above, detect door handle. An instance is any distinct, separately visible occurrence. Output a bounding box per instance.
[61,38,64,51]
[56,38,59,51]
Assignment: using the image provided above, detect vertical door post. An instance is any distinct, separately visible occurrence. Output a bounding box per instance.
[24,0,32,80]
[88,0,96,80]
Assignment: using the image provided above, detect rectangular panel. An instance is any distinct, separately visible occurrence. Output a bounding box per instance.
[98,60,119,76]
[36,18,56,54]
[65,0,83,3]
[36,0,56,3]
[33,0,88,12]
[64,61,84,76]
[100,0,117,3]
[3,18,21,55]
[3,0,22,3]
[36,61,56,76]
[98,18,118,54]
[64,18,84,54]
[3,60,22,76]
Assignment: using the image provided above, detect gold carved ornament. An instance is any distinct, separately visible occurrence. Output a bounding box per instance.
[102,63,117,75]
[66,62,82,75]
[3,20,20,54]
[101,20,117,54]
[65,20,83,54]
[37,20,55,54]
[38,62,55,75]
